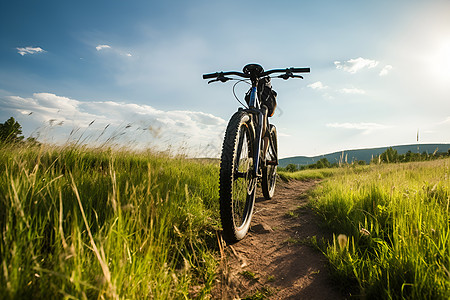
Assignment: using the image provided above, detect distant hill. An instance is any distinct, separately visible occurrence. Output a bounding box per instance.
[279,143,450,167]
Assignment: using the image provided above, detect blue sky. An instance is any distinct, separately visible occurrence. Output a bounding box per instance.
[1,0,450,157]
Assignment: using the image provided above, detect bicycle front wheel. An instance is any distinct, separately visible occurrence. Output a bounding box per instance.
[219,110,256,243]
[262,124,278,199]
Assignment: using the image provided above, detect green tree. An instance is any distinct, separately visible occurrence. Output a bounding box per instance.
[379,147,399,163]
[312,157,331,169]
[404,150,412,162]
[306,157,331,169]
[285,163,297,172]
[355,160,366,165]
[0,117,24,143]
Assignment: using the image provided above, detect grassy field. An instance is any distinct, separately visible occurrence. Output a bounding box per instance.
[2,143,449,299]
[306,160,450,299]
[0,143,220,299]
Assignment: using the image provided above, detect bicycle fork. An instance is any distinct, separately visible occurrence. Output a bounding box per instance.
[245,85,265,179]
[252,110,264,179]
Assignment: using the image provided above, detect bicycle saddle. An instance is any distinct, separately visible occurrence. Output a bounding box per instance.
[243,63,264,77]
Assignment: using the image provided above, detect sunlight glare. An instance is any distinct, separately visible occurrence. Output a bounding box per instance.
[430,38,450,86]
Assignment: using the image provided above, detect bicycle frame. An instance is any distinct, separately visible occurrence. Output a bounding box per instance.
[245,84,265,179]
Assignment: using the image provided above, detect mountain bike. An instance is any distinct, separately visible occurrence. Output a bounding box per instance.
[203,63,310,243]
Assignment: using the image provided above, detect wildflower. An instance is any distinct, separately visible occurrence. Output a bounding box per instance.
[337,234,348,251]
[360,228,370,236]
[377,204,387,213]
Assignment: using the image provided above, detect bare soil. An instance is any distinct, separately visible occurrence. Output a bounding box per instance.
[213,179,345,299]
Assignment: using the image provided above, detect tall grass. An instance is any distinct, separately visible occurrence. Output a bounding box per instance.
[278,167,339,181]
[0,143,220,299]
[310,159,450,299]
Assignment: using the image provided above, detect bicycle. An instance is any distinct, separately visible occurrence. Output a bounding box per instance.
[203,63,310,243]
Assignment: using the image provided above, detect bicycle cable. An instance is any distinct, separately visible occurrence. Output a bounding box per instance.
[231,76,278,108]
[232,79,251,108]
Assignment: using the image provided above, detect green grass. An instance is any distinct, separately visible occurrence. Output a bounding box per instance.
[3,141,449,299]
[0,143,220,299]
[278,168,338,181]
[240,270,259,281]
[310,160,450,299]
[242,286,273,300]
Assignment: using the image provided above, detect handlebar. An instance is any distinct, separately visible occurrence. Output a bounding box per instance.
[202,71,246,80]
[263,67,310,76]
[202,66,310,81]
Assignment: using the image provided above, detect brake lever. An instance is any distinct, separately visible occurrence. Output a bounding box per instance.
[277,73,303,80]
[278,74,290,80]
[208,75,232,84]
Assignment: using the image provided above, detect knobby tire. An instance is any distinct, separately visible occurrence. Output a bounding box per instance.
[262,124,278,199]
[219,110,255,243]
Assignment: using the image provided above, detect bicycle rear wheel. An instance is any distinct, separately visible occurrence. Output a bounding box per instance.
[262,124,278,199]
[219,110,256,243]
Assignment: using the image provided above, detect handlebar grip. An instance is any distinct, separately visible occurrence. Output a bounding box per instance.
[202,72,219,79]
[290,67,310,73]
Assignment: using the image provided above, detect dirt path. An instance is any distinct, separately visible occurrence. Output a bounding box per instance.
[213,179,344,299]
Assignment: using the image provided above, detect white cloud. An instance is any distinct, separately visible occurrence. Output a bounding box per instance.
[0,93,226,156]
[96,44,111,51]
[339,87,366,94]
[326,122,389,134]
[16,47,45,56]
[334,57,379,73]
[307,81,328,90]
[95,44,132,58]
[440,116,450,124]
[379,65,393,76]
[277,132,291,137]
[34,93,79,111]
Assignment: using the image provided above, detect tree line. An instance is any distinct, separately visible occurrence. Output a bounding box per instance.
[282,147,450,172]
[370,146,450,164]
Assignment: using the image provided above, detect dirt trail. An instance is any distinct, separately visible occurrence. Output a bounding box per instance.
[213,179,344,299]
